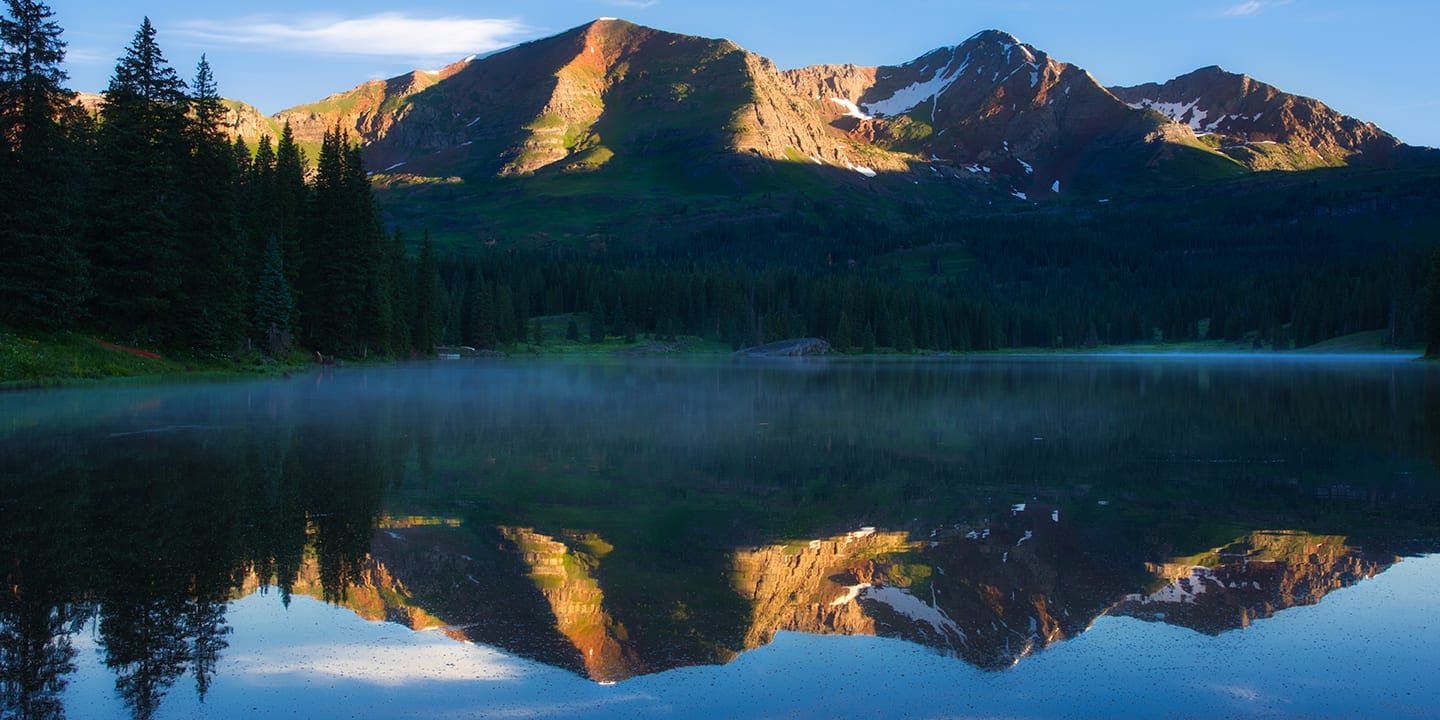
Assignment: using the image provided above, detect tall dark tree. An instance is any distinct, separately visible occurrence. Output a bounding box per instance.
[1425,248,1440,358]
[298,126,360,354]
[386,228,413,354]
[0,0,89,328]
[252,235,293,354]
[412,231,441,354]
[87,17,187,343]
[176,55,244,352]
[272,121,306,288]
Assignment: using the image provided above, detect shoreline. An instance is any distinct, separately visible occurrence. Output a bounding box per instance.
[4,332,1426,392]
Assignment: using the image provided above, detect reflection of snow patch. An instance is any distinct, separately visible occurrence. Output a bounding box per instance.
[1126,567,1217,604]
[1011,503,1027,513]
[862,586,961,637]
[1016,531,1033,547]
[847,526,877,540]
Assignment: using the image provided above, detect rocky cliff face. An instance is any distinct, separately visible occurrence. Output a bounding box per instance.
[1110,66,1401,170]
[273,57,471,156]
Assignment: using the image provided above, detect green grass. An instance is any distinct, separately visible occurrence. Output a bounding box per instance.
[0,327,312,389]
[518,314,731,357]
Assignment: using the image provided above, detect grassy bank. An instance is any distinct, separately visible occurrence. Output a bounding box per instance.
[7,322,1420,390]
[0,327,312,390]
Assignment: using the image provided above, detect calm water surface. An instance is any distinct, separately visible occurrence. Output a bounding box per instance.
[2,356,1438,719]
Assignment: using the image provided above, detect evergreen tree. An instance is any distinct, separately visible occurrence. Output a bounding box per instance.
[412,231,441,354]
[346,144,392,356]
[832,310,851,353]
[176,55,243,352]
[1426,248,1440,358]
[273,121,306,288]
[0,0,89,328]
[386,228,413,355]
[299,125,381,355]
[252,236,293,354]
[589,296,606,344]
[87,17,187,343]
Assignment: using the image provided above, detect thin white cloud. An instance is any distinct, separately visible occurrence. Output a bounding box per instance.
[175,13,531,59]
[63,47,112,65]
[1220,0,1291,17]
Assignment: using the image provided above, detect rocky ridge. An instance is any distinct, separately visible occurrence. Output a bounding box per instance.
[1110,66,1401,170]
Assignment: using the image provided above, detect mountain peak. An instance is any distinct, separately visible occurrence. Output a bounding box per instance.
[963,29,1024,47]
[1110,66,1400,169]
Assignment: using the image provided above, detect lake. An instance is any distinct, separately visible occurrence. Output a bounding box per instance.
[2,355,1438,719]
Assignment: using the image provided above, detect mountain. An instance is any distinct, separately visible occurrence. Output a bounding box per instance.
[277,19,896,187]
[1109,66,1403,170]
[782,30,1243,196]
[76,19,1430,241]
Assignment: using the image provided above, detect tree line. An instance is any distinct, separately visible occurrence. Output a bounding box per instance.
[0,3,441,358]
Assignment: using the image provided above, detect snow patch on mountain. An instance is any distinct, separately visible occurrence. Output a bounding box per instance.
[1128,97,1212,131]
[864,52,971,119]
[829,97,874,121]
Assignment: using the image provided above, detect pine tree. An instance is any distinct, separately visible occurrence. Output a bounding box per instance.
[176,55,243,353]
[589,296,606,344]
[1425,248,1440,358]
[0,0,89,328]
[273,121,306,288]
[412,231,441,354]
[252,236,293,354]
[386,228,412,355]
[299,125,367,354]
[832,310,851,353]
[87,17,188,343]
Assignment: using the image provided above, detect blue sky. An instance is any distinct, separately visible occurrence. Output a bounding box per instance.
[52,1,1440,147]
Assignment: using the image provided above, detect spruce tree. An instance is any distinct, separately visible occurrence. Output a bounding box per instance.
[1426,249,1440,358]
[412,231,441,354]
[252,236,293,355]
[88,17,187,343]
[273,121,306,287]
[386,228,412,354]
[0,0,89,328]
[299,125,359,354]
[589,296,606,344]
[177,55,243,353]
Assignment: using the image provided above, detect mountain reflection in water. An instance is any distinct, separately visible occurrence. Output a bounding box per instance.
[2,357,1438,719]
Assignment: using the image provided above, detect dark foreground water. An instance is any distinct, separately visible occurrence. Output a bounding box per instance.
[3,355,1439,719]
